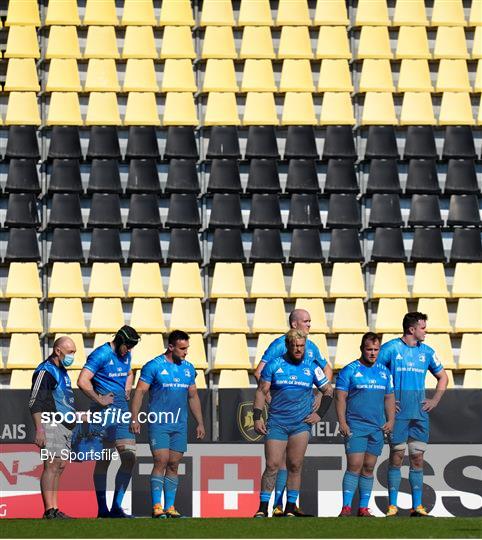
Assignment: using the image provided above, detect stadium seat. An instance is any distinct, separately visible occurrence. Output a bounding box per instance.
[357,26,393,59]
[49,298,86,333]
[317,59,353,92]
[314,0,349,25]
[246,126,279,158]
[87,159,121,192]
[359,59,394,92]
[130,334,164,369]
[408,194,443,226]
[254,333,281,366]
[6,298,41,333]
[6,92,41,125]
[212,298,249,333]
[201,26,237,59]
[289,229,324,263]
[218,369,250,388]
[46,59,81,93]
[375,298,409,333]
[184,334,207,368]
[431,0,466,26]
[46,92,82,125]
[469,0,482,25]
[167,229,202,263]
[46,0,80,25]
[167,263,203,298]
[6,25,40,58]
[121,26,157,59]
[316,26,351,59]
[411,228,445,262]
[166,193,201,229]
[398,60,433,91]
[448,195,481,226]
[289,263,326,298]
[425,369,453,389]
[365,125,399,159]
[124,92,160,126]
[442,125,476,159]
[243,93,278,125]
[165,159,200,193]
[127,263,164,298]
[355,0,390,26]
[287,193,320,228]
[209,194,243,228]
[282,93,317,125]
[276,0,311,25]
[329,263,366,298]
[5,59,40,92]
[163,93,198,126]
[213,334,251,369]
[200,0,235,26]
[126,160,161,194]
[195,370,207,389]
[204,93,240,126]
[328,229,364,263]
[279,59,314,92]
[439,92,474,125]
[54,333,86,368]
[247,160,281,192]
[417,298,452,332]
[6,0,40,26]
[160,26,196,59]
[361,92,397,125]
[309,333,330,366]
[319,93,355,125]
[400,92,435,125]
[5,193,39,227]
[278,26,313,59]
[126,194,161,228]
[294,298,329,333]
[10,370,34,389]
[250,263,287,299]
[286,159,320,193]
[395,26,431,59]
[412,263,448,298]
[88,263,124,298]
[452,263,482,298]
[445,160,479,195]
[372,263,409,298]
[159,0,194,26]
[87,193,122,228]
[463,370,482,388]
[455,298,482,332]
[405,160,439,192]
[121,0,156,25]
[392,0,428,26]
[334,334,364,369]
[433,27,469,59]
[332,299,368,333]
[5,263,41,298]
[45,26,80,59]
[238,0,273,26]
[211,263,247,299]
[48,262,84,298]
[240,59,276,92]
[161,59,196,92]
[6,334,42,369]
[368,193,403,227]
[83,0,118,25]
[127,125,161,158]
[49,160,82,192]
[239,26,275,59]
[458,334,482,369]
[6,159,40,194]
[130,298,166,333]
[326,194,361,228]
[436,59,471,92]
[169,298,206,332]
[90,298,124,333]
[48,228,83,263]
[84,26,119,59]
[84,59,119,91]
[248,194,282,228]
[371,228,407,262]
[423,333,456,369]
[85,92,120,125]
[252,298,287,333]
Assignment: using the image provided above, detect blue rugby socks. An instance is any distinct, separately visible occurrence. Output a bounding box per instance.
[273,469,287,508]
[342,471,359,507]
[163,475,179,509]
[409,469,423,509]
[150,475,164,507]
[359,475,374,508]
[388,467,401,507]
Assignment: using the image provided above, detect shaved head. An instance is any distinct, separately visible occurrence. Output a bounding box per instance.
[53,336,76,354]
[288,309,311,334]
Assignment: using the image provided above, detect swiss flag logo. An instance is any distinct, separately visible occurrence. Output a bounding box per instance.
[200,456,261,517]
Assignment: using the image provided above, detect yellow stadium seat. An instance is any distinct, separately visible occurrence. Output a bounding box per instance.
[279,59,314,92]
[329,263,366,298]
[195,370,207,389]
[203,59,238,92]
[463,370,482,388]
[294,298,329,333]
[475,60,482,91]
[54,333,86,368]
[243,92,278,125]
[49,298,86,333]
[169,298,206,332]
[6,25,40,58]
[159,0,195,26]
[255,333,282,366]
[211,263,247,298]
[46,0,80,25]
[452,263,482,298]
[160,26,196,59]
[10,370,34,389]
[130,334,164,369]
[319,92,355,125]
[381,333,398,344]
[130,298,166,332]
[309,334,330,365]
[4,59,40,92]
[238,0,273,26]
[423,334,456,369]
[357,26,393,59]
[213,334,251,369]
[46,26,80,59]
[250,263,286,298]
[469,0,482,25]
[201,26,237,59]
[290,263,327,298]
[316,26,351,59]
[372,263,409,298]
[474,27,482,58]
[361,92,398,125]
[6,0,40,26]
[278,26,313,59]
[84,59,120,91]
[6,92,40,125]
[48,262,85,298]
[425,369,453,389]
[355,0,390,26]
[400,92,435,125]
[47,92,82,125]
[433,27,469,59]
[83,0,118,25]
[124,59,159,92]
[241,59,277,92]
[375,298,409,333]
[252,298,286,333]
[218,369,250,388]
[436,59,471,91]
[87,263,124,298]
[6,335,42,368]
[397,59,433,91]
[93,333,115,349]
[317,59,353,91]
[163,92,198,126]
[85,92,120,125]
[331,299,368,333]
[124,92,160,126]
[84,26,119,59]
[276,0,311,26]
[455,298,482,332]
[127,263,164,298]
[438,92,474,125]
[239,26,275,59]
[359,59,395,92]
[90,298,124,333]
[186,334,208,369]
[122,26,157,59]
[459,334,481,370]
[5,263,41,298]
[412,263,448,298]
[392,0,428,26]
[167,263,203,298]
[431,0,466,26]
[46,58,81,91]
[200,0,235,26]
[334,334,364,369]
[121,0,156,25]
[395,26,431,59]
[282,92,317,125]
[161,59,196,92]
[314,0,349,25]
[212,298,249,333]
[417,298,452,332]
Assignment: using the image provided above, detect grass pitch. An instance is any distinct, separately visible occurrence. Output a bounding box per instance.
[2,517,481,538]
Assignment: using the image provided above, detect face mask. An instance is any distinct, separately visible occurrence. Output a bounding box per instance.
[61,354,75,368]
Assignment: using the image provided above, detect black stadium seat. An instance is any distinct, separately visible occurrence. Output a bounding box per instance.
[164,126,198,159]
[210,228,246,262]
[6,126,40,159]
[88,228,123,262]
[5,193,39,227]
[128,228,163,262]
[328,228,363,262]
[207,159,242,193]
[326,193,361,228]
[322,125,356,159]
[250,229,284,262]
[371,227,406,262]
[49,193,83,227]
[405,159,440,194]
[287,193,321,228]
[248,194,282,229]
[284,126,318,159]
[209,194,243,228]
[444,159,479,195]
[408,194,443,227]
[49,228,84,262]
[366,159,401,194]
[450,228,482,262]
[404,125,437,159]
[165,159,200,193]
[87,193,122,228]
[324,159,358,194]
[166,193,201,228]
[246,159,281,193]
[245,126,279,159]
[48,159,83,193]
[206,126,241,158]
[127,194,161,228]
[285,159,320,193]
[126,159,161,194]
[86,126,121,159]
[48,126,82,159]
[87,159,122,193]
[5,228,40,262]
[289,228,324,262]
[5,159,41,193]
[411,228,445,262]
[167,228,202,262]
[368,194,403,228]
[126,126,160,159]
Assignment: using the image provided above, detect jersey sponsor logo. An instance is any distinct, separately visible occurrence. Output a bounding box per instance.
[161,369,169,375]
[289,375,298,381]
[236,402,267,442]
[174,378,180,383]
[275,368,284,373]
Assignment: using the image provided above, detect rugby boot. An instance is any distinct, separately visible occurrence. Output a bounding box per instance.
[385,505,398,517]
[165,506,183,518]
[152,504,166,519]
[339,505,352,517]
[358,507,375,517]
[410,505,431,517]
[272,505,284,517]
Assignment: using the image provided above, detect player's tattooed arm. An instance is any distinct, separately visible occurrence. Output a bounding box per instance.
[253,379,270,435]
[125,369,134,401]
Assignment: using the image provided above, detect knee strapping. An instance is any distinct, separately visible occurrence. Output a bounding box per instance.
[408,440,427,455]
[391,441,406,452]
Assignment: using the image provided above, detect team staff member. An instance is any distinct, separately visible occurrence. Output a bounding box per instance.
[378,313,448,517]
[130,330,205,519]
[253,330,333,518]
[336,332,395,517]
[78,325,140,518]
[29,336,77,519]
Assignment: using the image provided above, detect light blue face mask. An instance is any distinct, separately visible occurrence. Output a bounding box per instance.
[61,354,75,368]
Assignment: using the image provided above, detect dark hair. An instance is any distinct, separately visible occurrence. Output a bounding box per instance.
[360,332,381,350]
[402,312,427,334]
[168,330,190,346]
[114,325,140,348]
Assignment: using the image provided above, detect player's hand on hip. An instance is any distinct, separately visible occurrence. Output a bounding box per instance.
[254,419,267,435]
[312,392,322,412]
[97,393,114,407]
[196,424,206,439]
[303,412,321,425]
[382,420,394,434]
[422,397,439,412]
[129,420,141,434]
[339,422,351,437]
[34,428,46,448]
